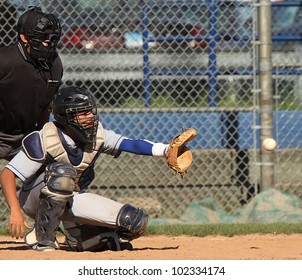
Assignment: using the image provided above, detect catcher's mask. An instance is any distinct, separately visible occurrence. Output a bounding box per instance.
[52,86,99,146]
[17,6,61,69]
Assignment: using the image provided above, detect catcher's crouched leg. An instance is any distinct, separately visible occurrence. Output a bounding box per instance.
[64,204,148,252]
[65,225,133,252]
[25,162,77,252]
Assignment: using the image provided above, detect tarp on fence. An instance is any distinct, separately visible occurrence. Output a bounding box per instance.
[149,188,302,225]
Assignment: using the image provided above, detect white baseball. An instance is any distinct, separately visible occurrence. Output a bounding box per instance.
[262,138,277,151]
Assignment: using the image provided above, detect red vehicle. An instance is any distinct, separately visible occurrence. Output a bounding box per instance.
[61,21,206,52]
[61,24,124,51]
[59,1,207,52]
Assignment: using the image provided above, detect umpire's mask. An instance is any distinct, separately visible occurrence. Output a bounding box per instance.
[17,6,61,69]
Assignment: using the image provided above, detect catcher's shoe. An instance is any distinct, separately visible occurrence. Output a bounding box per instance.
[76,234,133,252]
[25,227,59,252]
[64,224,134,252]
[32,242,57,252]
[105,239,133,251]
[61,229,78,246]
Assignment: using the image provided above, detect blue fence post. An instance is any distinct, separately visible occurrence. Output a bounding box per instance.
[208,0,218,107]
[142,1,151,108]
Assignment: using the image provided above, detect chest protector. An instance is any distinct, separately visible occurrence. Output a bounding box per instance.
[22,122,105,191]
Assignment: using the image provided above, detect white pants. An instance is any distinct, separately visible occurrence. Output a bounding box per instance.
[19,173,124,228]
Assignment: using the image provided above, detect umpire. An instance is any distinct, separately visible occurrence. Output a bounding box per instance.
[0,6,63,161]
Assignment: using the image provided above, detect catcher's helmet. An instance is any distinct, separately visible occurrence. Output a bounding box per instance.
[52,86,99,145]
[17,6,61,69]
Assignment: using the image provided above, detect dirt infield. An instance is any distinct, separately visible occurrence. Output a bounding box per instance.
[1,234,302,260]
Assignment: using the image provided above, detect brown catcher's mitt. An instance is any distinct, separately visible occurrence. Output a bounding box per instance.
[166,127,198,175]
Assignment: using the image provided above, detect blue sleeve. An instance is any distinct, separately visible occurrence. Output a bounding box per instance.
[119,139,153,156]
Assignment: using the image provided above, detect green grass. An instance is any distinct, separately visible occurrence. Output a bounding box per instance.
[1,223,302,238]
[0,227,7,236]
[145,223,302,237]
[121,93,209,108]
[118,90,302,110]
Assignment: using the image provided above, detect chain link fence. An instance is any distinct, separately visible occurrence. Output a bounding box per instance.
[0,0,302,226]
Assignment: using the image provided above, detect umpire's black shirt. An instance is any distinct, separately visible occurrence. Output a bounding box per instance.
[0,41,63,134]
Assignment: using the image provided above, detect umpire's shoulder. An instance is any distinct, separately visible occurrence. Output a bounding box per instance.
[0,44,19,66]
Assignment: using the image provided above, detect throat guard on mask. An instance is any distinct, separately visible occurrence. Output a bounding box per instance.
[18,7,61,69]
[29,39,57,69]
[27,15,61,69]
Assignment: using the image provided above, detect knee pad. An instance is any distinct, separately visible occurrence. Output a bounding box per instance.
[33,162,77,249]
[116,204,148,240]
[42,162,77,202]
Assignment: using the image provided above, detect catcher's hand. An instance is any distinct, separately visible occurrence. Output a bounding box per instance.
[166,127,198,175]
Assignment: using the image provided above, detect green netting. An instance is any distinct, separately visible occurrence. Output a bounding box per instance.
[149,188,302,225]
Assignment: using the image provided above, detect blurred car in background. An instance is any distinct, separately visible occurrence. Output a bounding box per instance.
[59,0,207,52]
[271,0,302,51]
[231,0,302,51]
[5,0,301,53]
[61,22,206,52]
[61,23,124,51]
[187,0,302,52]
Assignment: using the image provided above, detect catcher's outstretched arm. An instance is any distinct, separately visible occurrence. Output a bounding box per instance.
[119,139,168,156]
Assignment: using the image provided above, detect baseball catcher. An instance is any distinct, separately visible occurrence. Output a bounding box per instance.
[0,85,197,252]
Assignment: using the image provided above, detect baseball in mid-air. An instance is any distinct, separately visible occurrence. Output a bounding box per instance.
[262,138,277,151]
